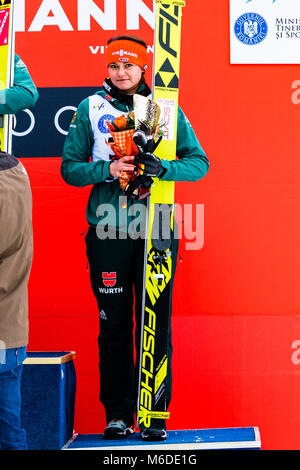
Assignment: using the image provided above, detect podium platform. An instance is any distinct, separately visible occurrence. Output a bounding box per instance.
[21,351,76,450]
[64,427,261,450]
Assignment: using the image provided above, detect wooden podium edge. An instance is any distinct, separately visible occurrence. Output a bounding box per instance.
[23,352,76,365]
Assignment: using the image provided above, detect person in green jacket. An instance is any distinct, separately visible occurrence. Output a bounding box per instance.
[0,54,39,116]
[61,35,209,441]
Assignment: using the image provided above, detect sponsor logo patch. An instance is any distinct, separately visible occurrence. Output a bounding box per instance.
[98,272,123,294]
[102,272,117,288]
[98,114,115,134]
[99,309,107,320]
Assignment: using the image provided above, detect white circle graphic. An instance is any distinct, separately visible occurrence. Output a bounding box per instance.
[12,109,35,137]
[55,106,77,135]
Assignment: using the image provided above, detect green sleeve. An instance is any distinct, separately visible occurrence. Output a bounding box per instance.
[60,98,111,187]
[158,107,209,182]
[0,55,39,115]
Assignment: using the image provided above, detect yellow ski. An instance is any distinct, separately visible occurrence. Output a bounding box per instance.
[137,0,186,430]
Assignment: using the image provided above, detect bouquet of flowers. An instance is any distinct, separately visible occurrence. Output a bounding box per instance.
[106,112,138,191]
[106,112,162,192]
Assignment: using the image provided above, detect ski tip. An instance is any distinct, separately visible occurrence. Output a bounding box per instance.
[156,0,186,7]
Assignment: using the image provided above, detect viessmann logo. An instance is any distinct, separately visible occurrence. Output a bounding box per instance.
[112,49,138,59]
[15,0,155,32]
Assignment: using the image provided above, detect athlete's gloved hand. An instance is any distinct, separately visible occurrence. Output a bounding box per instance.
[134,152,162,177]
[124,174,153,199]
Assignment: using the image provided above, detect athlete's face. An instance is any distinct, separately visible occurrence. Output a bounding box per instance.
[108,62,143,95]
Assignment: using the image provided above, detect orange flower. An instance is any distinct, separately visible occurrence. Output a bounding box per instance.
[128,111,135,122]
[114,115,128,130]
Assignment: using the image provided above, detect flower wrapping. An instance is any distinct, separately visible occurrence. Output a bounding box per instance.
[106,113,159,190]
[106,113,138,190]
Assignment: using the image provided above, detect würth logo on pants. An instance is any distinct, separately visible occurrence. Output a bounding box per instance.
[99,272,123,294]
[102,272,117,287]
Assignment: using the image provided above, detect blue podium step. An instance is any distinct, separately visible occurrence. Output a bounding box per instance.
[63,427,261,450]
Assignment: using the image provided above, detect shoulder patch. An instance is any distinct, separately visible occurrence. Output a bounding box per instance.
[16,58,27,70]
[68,111,78,129]
[71,111,77,124]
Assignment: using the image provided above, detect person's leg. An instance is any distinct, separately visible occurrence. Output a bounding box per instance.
[86,229,136,426]
[0,346,27,450]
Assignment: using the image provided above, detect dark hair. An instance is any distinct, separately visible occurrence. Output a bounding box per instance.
[107,35,147,49]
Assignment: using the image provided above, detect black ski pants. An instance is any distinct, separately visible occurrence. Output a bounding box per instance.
[85,227,178,427]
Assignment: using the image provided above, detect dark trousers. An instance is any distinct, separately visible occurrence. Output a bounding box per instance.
[85,227,178,427]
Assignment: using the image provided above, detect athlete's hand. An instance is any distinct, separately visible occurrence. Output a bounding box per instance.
[109,156,135,178]
[134,152,162,177]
